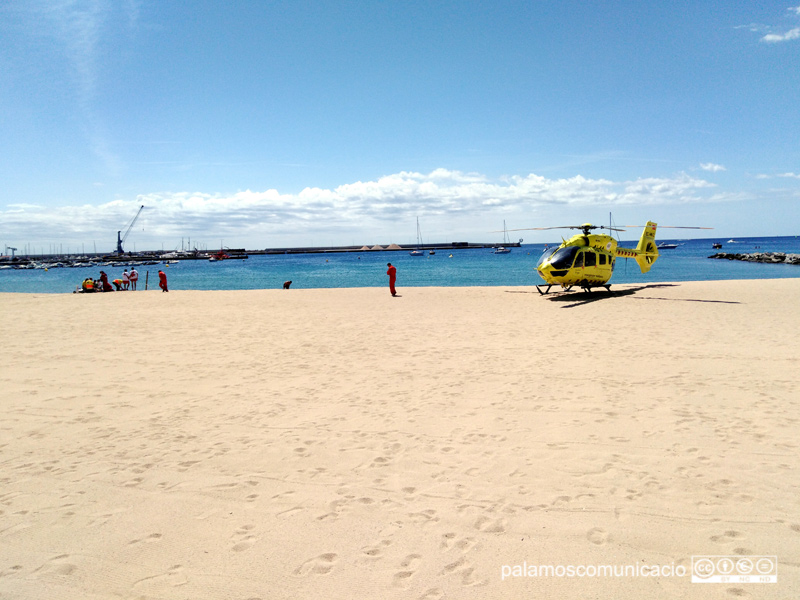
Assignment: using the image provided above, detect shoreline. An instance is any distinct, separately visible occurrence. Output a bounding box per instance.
[0,275,797,295]
[2,278,798,599]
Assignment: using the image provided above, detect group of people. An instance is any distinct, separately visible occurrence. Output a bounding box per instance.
[78,263,396,294]
[79,268,169,293]
[80,268,137,292]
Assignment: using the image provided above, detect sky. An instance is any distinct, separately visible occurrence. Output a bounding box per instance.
[1,1,799,254]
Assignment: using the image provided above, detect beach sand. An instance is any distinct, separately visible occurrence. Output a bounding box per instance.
[1,280,798,599]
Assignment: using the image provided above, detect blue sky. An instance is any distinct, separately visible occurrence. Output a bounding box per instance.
[1,1,798,253]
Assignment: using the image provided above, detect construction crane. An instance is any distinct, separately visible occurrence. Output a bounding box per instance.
[4,246,17,259]
[117,205,145,255]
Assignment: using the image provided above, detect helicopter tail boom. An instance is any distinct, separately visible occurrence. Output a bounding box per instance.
[632,221,659,274]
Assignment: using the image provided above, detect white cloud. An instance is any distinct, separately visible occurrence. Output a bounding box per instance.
[745,6,800,43]
[762,27,800,42]
[0,169,730,250]
[700,163,726,172]
[756,172,800,179]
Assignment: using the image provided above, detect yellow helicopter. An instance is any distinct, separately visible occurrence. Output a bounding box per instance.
[504,222,711,294]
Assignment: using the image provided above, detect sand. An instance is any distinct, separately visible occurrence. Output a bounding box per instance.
[0,280,798,599]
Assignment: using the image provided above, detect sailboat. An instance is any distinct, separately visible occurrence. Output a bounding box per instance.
[410,217,425,256]
[493,220,512,254]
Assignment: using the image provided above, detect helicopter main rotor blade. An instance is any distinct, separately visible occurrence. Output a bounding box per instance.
[497,225,628,232]
[491,223,713,233]
[514,226,576,231]
[618,225,714,229]
[491,226,575,232]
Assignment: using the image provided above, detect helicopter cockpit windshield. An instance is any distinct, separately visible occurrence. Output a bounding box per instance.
[547,246,580,269]
[537,247,558,268]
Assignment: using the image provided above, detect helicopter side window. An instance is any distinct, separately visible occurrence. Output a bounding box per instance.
[584,251,596,267]
[573,251,584,268]
[549,246,579,269]
[598,253,607,265]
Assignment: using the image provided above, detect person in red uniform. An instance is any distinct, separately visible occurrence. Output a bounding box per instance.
[158,270,169,292]
[386,262,397,296]
[99,270,114,292]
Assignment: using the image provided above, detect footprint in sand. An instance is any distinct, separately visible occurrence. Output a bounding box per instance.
[710,530,744,544]
[33,554,77,578]
[276,506,305,519]
[133,564,188,588]
[231,524,257,552]
[293,553,338,576]
[474,516,506,533]
[408,509,439,525]
[128,533,163,545]
[439,555,486,586]
[360,538,393,561]
[316,497,352,521]
[587,527,610,545]
[0,564,24,579]
[440,532,477,553]
[393,554,422,587]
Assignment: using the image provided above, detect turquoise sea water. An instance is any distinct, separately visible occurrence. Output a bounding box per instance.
[1,236,799,294]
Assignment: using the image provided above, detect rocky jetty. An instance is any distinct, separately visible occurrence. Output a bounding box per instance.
[708,251,800,265]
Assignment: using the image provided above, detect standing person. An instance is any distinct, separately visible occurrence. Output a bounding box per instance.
[122,269,130,290]
[158,270,169,292]
[386,262,397,296]
[129,267,138,290]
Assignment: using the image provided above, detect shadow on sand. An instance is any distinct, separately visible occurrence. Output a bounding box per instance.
[505,283,741,308]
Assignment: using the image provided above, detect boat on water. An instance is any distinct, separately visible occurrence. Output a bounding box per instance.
[657,242,679,249]
[712,243,723,249]
[410,217,425,256]
[493,220,513,254]
[209,250,230,262]
[208,249,248,261]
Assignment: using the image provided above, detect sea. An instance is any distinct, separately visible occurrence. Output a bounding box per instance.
[1,236,799,294]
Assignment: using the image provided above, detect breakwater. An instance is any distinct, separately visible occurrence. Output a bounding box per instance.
[0,241,518,269]
[252,241,520,255]
[709,252,800,265]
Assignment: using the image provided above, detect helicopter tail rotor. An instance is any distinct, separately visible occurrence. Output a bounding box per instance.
[633,221,659,273]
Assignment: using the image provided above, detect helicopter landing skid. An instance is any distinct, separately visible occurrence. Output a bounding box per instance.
[536,284,612,295]
[536,284,554,295]
[580,284,613,294]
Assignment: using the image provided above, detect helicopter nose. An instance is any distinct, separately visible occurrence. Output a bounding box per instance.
[537,263,553,281]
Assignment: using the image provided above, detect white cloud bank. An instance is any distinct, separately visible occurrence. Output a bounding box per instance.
[1,169,726,251]
[700,163,726,172]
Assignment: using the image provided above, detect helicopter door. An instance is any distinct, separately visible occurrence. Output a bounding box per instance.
[573,251,584,275]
